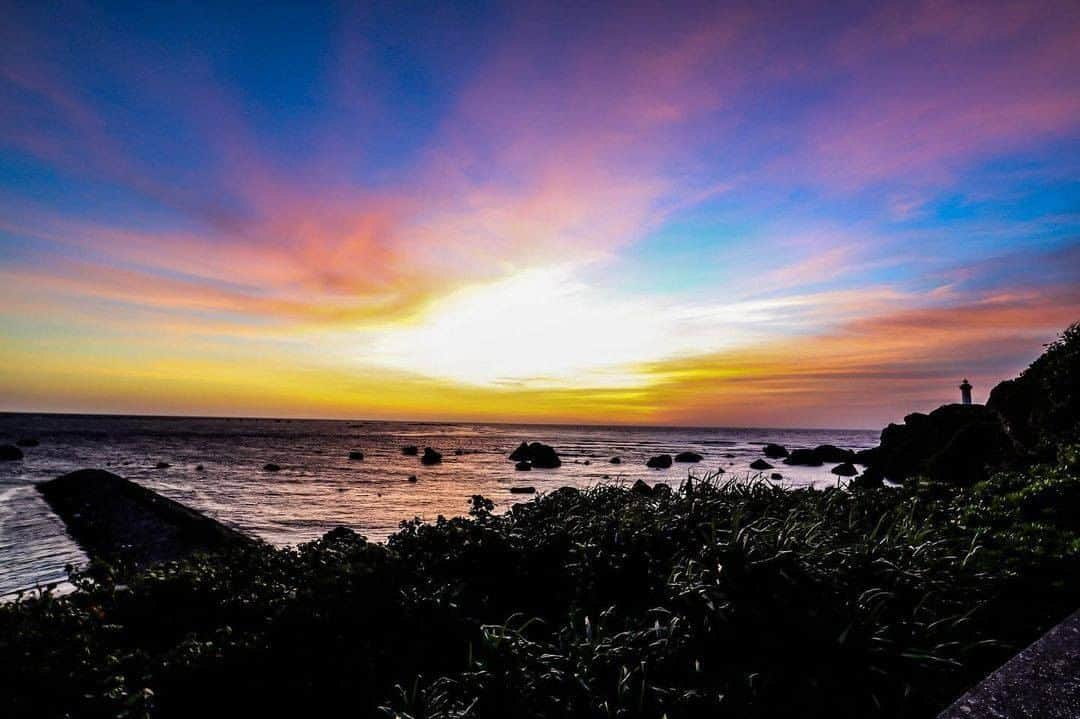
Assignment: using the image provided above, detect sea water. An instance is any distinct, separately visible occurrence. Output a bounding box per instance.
[0,413,878,595]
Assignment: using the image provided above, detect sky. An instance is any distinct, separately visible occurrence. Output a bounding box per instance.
[0,0,1078,428]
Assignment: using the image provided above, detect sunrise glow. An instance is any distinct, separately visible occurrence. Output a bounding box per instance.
[1,1,1078,427]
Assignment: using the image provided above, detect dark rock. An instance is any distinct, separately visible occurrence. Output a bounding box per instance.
[508,441,561,468]
[349,450,364,460]
[16,438,39,447]
[402,445,419,456]
[529,444,561,468]
[646,454,672,469]
[771,472,783,480]
[674,451,703,463]
[421,447,442,465]
[454,448,465,455]
[195,464,205,471]
[928,420,1016,485]
[263,463,281,472]
[750,459,773,470]
[784,449,824,466]
[515,461,532,471]
[853,447,878,464]
[763,443,788,458]
[609,456,621,464]
[849,471,884,490]
[831,462,858,477]
[155,461,171,469]
[814,445,856,463]
[407,474,418,482]
[725,453,736,458]
[0,445,24,461]
[631,479,654,496]
[863,403,1017,485]
[510,486,536,494]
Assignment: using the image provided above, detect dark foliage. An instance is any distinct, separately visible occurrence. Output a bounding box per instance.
[3,450,1079,718]
[988,321,1080,459]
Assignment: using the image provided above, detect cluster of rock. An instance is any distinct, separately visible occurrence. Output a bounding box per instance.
[752,444,861,480]
[644,451,704,469]
[508,441,561,469]
[857,404,1017,486]
[1,437,44,461]
[630,479,672,497]
[646,454,672,469]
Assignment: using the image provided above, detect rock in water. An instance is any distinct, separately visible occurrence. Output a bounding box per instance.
[510,486,536,494]
[784,449,824,466]
[507,441,561,468]
[850,472,884,490]
[530,444,561,468]
[646,454,673,469]
[862,404,1017,484]
[609,456,621,464]
[195,464,205,471]
[421,447,442,465]
[402,445,419,456]
[155,461,171,469]
[750,459,773,470]
[771,472,783,480]
[407,474,418,482]
[814,445,856,463]
[509,441,531,461]
[631,479,654,496]
[348,450,364,460]
[763,443,788,458]
[831,462,858,477]
[515,461,532,471]
[263,463,281,472]
[0,445,24,461]
[674,451,703,463]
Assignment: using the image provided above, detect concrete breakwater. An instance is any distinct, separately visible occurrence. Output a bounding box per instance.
[37,469,255,569]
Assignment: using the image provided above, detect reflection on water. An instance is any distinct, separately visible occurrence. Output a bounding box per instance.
[0,413,878,595]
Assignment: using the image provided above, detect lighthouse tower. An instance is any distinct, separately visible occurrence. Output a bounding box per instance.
[959,378,973,405]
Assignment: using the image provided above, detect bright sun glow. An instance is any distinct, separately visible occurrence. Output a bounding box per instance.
[355,267,765,389]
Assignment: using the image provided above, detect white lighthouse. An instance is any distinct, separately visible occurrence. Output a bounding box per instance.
[959,378,973,405]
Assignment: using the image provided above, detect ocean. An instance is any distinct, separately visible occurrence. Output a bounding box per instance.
[0,413,879,596]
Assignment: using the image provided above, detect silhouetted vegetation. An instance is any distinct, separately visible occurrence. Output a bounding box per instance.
[988,321,1080,459]
[3,451,1079,718]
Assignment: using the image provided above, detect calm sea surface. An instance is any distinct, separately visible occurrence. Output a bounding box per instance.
[0,413,878,595]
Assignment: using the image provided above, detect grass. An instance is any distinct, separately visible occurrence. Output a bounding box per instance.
[2,454,1079,718]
